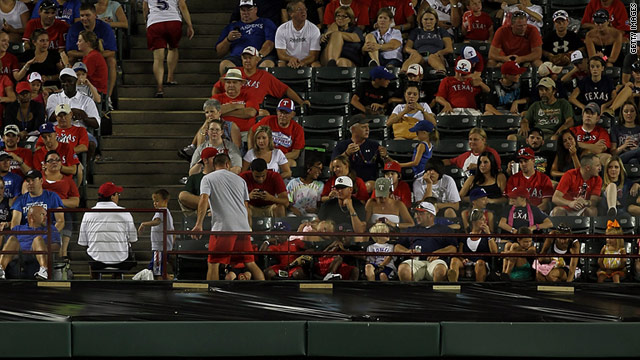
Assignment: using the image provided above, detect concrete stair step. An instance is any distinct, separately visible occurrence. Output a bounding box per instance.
[122,60,219,74]
[94,160,188,174]
[111,110,203,122]
[136,12,230,25]
[101,135,192,149]
[130,35,218,48]
[123,73,216,86]
[93,173,186,185]
[100,149,184,161]
[129,47,217,60]
[111,121,201,136]
[118,98,208,110]
[118,85,212,98]
[135,23,226,36]
[86,184,184,199]
[184,0,235,12]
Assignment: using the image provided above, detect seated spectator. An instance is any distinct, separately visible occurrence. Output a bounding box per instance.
[610,102,640,163]
[22,0,69,51]
[242,125,292,179]
[581,0,630,33]
[571,102,611,167]
[569,56,616,113]
[535,225,580,282]
[401,7,452,76]
[350,66,395,115]
[542,10,582,67]
[3,81,45,138]
[363,8,402,68]
[622,50,640,84]
[72,62,100,104]
[0,58,13,125]
[318,175,366,232]
[597,223,627,283]
[36,104,89,155]
[275,0,321,68]
[413,159,460,217]
[585,10,623,68]
[332,114,391,191]
[31,0,80,25]
[179,147,217,216]
[444,127,502,174]
[461,188,494,233]
[487,10,542,68]
[323,0,368,29]
[609,62,640,116]
[461,0,493,42]
[0,205,59,279]
[95,0,129,29]
[502,226,536,280]
[0,177,11,244]
[320,5,364,67]
[76,30,108,97]
[417,0,456,34]
[484,60,529,115]
[248,98,304,167]
[498,0,543,33]
[459,151,507,206]
[561,50,590,84]
[286,155,324,216]
[529,62,569,102]
[365,177,414,229]
[260,221,308,280]
[2,125,32,177]
[10,169,64,231]
[498,187,553,237]
[20,28,64,88]
[211,68,259,135]
[396,120,437,177]
[216,0,276,75]
[33,122,79,178]
[0,23,21,72]
[520,78,574,140]
[240,158,289,217]
[27,72,47,104]
[388,83,436,140]
[189,120,242,175]
[599,156,636,217]
[454,46,484,75]
[181,99,241,161]
[0,151,22,204]
[375,161,412,209]
[435,59,489,115]
[551,128,583,179]
[506,147,554,211]
[523,127,553,175]
[370,0,416,33]
[321,155,369,203]
[395,201,456,282]
[365,223,396,281]
[447,208,497,282]
[315,235,359,280]
[551,153,602,216]
[229,0,282,29]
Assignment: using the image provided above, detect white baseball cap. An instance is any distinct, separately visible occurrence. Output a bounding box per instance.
[407,64,423,76]
[462,46,479,63]
[335,176,353,188]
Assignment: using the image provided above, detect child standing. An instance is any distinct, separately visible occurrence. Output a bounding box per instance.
[138,189,174,280]
[597,222,627,283]
[365,222,396,281]
[398,120,438,178]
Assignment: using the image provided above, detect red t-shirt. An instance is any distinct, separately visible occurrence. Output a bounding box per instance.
[42,174,79,200]
[240,170,287,207]
[321,175,369,203]
[369,0,415,25]
[581,0,630,32]
[0,74,12,125]
[211,90,260,132]
[268,239,306,266]
[5,147,33,177]
[491,24,542,56]
[33,142,79,172]
[83,49,108,94]
[449,146,502,170]
[324,0,369,26]
[436,76,482,109]
[570,125,611,149]
[36,126,89,150]
[506,171,553,207]
[251,115,305,154]
[462,11,493,41]
[23,19,70,50]
[556,168,603,202]
[0,52,18,80]
[213,68,289,105]
[371,180,411,209]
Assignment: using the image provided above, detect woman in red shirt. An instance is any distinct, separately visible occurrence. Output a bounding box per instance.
[76,30,108,95]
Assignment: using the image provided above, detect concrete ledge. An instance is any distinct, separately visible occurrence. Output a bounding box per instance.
[0,322,71,357]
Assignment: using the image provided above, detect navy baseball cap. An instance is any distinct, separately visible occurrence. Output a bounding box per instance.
[369,66,396,80]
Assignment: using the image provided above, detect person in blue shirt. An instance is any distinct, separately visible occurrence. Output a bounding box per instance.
[31,0,81,25]
[10,169,64,235]
[0,151,22,204]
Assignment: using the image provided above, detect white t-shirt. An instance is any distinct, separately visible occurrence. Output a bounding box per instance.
[243,149,288,174]
[366,242,397,271]
[150,207,174,251]
[373,27,403,62]
[275,20,321,61]
[391,102,433,120]
[46,91,101,126]
[0,1,28,30]
[412,174,461,204]
[145,0,182,27]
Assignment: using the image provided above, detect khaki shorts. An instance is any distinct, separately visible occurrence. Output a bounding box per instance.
[401,258,448,281]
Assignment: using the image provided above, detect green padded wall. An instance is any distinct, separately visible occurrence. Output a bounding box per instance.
[0,322,71,358]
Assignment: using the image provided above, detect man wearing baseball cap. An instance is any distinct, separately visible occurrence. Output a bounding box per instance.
[78,181,138,277]
[389,64,431,105]
[34,104,89,157]
[248,97,305,167]
[521,77,574,139]
[33,122,80,178]
[412,158,461,218]
[570,102,611,166]
[394,201,456,282]
[2,125,33,177]
[22,0,70,51]
[352,66,395,115]
[454,46,485,74]
[318,175,366,233]
[581,0,630,33]
[484,60,530,115]
[435,58,489,115]
[179,147,218,216]
[211,68,260,134]
[488,9,542,68]
[542,10,582,67]
[216,0,277,75]
[3,81,45,139]
[506,147,554,211]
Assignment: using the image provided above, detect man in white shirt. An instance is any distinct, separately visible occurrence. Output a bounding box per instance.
[274,0,321,68]
[412,159,460,217]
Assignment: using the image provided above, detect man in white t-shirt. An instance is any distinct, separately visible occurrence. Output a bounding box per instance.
[274,0,321,68]
[412,159,460,218]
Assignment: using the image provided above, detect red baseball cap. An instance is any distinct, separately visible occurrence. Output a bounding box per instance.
[98,182,123,197]
[16,81,31,94]
[507,187,529,199]
[277,98,295,113]
[517,147,535,160]
[200,147,219,160]
[501,61,527,76]
[383,161,401,173]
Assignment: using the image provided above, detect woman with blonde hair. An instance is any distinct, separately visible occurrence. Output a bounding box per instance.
[242,125,291,179]
[599,156,638,217]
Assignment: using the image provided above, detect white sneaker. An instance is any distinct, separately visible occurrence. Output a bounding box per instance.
[0,265,5,280]
[35,267,48,280]
[323,273,342,281]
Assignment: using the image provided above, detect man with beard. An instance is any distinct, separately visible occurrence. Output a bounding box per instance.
[519,77,574,140]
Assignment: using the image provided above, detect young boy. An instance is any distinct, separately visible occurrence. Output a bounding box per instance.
[462,0,494,42]
[72,62,101,104]
[138,189,174,280]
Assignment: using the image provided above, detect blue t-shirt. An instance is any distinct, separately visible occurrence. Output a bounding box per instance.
[216,18,277,57]
[31,0,81,25]
[66,19,117,52]
[2,172,23,199]
[399,223,457,260]
[408,27,451,55]
[13,224,61,251]
[411,140,432,178]
[11,190,64,225]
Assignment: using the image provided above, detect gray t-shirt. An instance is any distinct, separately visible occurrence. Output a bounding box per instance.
[150,207,174,251]
[200,169,251,231]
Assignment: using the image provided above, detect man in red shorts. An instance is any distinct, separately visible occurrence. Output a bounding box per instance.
[192,152,265,281]
[143,0,194,98]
